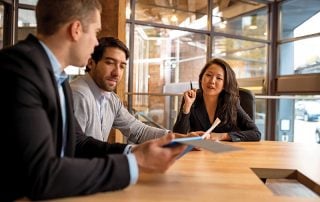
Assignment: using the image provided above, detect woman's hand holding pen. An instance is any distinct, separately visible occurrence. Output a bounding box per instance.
[182,89,196,114]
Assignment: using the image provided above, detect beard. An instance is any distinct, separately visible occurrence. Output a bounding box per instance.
[97,78,117,92]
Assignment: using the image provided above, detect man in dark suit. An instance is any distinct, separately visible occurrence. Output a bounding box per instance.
[0,0,186,201]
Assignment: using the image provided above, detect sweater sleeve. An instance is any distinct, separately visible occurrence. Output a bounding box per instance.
[111,93,167,143]
[228,104,261,142]
[173,98,191,134]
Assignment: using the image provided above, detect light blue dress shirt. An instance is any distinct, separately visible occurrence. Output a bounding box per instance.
[39,41,68,157]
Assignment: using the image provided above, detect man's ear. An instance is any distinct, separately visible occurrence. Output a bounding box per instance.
[87,58,95,71]
[69,20,82,41]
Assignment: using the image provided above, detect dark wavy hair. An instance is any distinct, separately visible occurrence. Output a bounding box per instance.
[86,37,130,72]
[198,58,239,127]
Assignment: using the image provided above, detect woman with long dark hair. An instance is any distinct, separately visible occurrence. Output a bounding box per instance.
[173,58,261,141]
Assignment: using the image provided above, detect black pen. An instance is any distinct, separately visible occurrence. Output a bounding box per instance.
[190,80,193,90]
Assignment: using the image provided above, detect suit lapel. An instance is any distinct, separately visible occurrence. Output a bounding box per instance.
[193,93,211,130]
[24,34,63,156]
[62,81,75,156]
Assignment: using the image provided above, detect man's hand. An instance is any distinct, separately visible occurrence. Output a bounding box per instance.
[132,133,187,173]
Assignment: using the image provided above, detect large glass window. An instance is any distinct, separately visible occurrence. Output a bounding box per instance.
[213,4,268,139]
[214,7,268,40]
[212,36,267,79]
[276,96,320,144]
[280,0,320,39]
[127,0,269,134]
[18,9,36,41]
[279,37,320,75]
[279,0,320,75]
[132,25,207,92]
[277,0,320,145]
[131,25,207,129]
[135,0,208,30]
[19,0,37,5]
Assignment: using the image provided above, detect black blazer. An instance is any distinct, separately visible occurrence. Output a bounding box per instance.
[173,90,261,141]
[0,35,130,201]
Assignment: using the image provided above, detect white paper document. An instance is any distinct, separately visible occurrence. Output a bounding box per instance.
[165,118,241,158]
[165,137,242,159]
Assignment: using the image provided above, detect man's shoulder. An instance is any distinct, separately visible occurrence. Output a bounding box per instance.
[70,76,92,96]
[70,76,88,89]
[1,34,41,57]
[0,34,53,84]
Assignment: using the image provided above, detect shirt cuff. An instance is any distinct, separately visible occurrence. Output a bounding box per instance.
[123,144,133,154]
[229,133,241,142]
[126,153,139,185]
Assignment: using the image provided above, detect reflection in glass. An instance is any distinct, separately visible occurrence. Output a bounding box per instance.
[135,0,208,30]
[213,1,268,40]
[280,0,320,39]
[18,9,36,41]
[126,0,131,19]
[277,95,320,144]
[131,25,207,128]
[131,94,178,129]
[255,98,266,140]
[19,0,38,5]
[279,37,320,75]
[0,5,3,49]
[132,25,207,92]
[212,36,267,79]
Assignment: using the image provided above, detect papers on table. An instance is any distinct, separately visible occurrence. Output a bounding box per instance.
[165,117,242,158]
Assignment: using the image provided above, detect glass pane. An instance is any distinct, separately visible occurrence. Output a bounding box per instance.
[18,9,36,41]
[255,98,266,140]
[280,0,320,39]
[131,94,179,129]
[212,36,267,79]
[132,25,207,90]
[0,4,3,49]
[131,25,207,127]
[214,6,268,40]
[276,95,320,144]
[126,0,131,19]
[19,0,38,5]
[279,36,320,75]
[135,0,208,30]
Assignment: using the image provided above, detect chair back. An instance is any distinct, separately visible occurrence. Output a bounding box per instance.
[239,88,255,121]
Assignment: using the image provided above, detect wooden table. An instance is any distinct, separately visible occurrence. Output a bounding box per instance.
[51,141,320,202]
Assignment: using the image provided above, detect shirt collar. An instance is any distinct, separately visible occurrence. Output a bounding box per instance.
[39,41,68,85]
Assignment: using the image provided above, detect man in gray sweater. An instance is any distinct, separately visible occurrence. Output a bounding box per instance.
[70,37,171,143]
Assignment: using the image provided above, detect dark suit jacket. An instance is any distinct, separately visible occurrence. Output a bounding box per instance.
[0,34,130,201]
[173,90,261,141]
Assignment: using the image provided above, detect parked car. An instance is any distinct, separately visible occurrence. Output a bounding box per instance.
[316,126,320,144]
[295,101,320,121]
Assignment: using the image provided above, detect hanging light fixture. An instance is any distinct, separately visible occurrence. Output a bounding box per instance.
[249,14,258,30]
[170,13,178,23]
[213,15,227,29]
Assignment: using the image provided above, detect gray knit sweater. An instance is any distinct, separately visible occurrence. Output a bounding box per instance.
[70,74,166,143]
